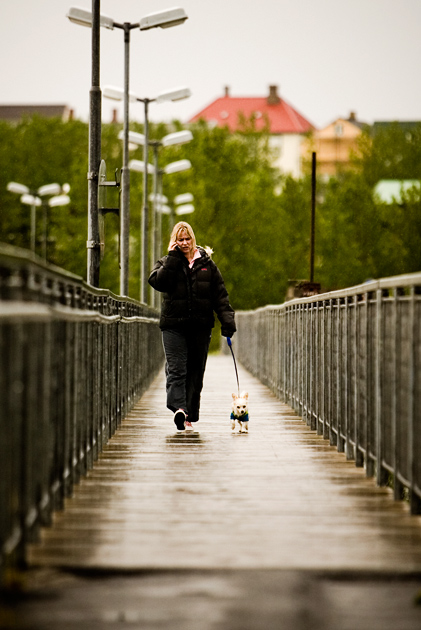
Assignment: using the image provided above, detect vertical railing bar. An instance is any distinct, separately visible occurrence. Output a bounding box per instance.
[409,287,421,513]
[365,292,375,477]
[328,298,334,445]
[376,289,388,486]
[355,295,363,466]
[392,288,400,499]
[322,301,329,439]
[0,254,163,581]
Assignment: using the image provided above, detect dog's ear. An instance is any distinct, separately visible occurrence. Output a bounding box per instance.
[232,393,237,401]
[241,392,249,400]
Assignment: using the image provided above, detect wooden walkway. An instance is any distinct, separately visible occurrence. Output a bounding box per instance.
[28,354,421,573]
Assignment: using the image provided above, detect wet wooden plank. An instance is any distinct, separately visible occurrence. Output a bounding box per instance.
[28,355,421,571]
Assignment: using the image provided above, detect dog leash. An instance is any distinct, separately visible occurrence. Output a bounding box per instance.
[227,337,240,397]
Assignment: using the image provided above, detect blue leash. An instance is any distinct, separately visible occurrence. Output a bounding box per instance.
[227,337,240,396]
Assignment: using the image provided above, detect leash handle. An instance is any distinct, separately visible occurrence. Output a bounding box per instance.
[226,337,240,397]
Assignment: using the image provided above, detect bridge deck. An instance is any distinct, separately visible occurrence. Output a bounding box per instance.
[29,354,421,573]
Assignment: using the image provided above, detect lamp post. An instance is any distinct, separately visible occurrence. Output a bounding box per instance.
[127,158,192,305]
[151,131,193,264]
[120,129,192,265]
[105,87,191,303]
[7,181,70,256]
[174,193,194,217]
[40,194,71,261]
[129,157,191,304]
[67,5,188,296]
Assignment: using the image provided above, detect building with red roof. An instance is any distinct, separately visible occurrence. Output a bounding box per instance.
[189,85,315,177]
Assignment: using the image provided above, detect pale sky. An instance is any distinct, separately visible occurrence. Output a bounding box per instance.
[1,0,420,129]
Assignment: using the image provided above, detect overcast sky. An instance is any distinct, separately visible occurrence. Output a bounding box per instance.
[1,0,420,129]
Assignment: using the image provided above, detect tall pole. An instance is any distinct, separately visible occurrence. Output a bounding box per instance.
[87,0,101,286]
[152,144,159,308]
[310,151,316,283]
[141,99,150,304]
[30,201,36,254]
[120,23,131,296]
[158,170,164,257]
[42,203,48,261]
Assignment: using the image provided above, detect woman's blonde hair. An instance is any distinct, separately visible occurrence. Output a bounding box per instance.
[168,221,197,252]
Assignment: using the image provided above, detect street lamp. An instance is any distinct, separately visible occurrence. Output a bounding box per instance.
[40,194,71,261]
[120,128,193,263]
[158,159,192,282]
[7,181,70,255]
[174,192,193,205]
[175,203,195,216]
[105,85,191,303]
[67,4,188,295]
[174,192,194,218]
[127,156,191,306]
[128,160,155,175]
[163,159,192,175]
[150,132,193,272]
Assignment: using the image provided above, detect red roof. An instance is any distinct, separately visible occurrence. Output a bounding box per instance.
[189,87,314,134]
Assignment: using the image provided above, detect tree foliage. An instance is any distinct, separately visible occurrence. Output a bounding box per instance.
[354,122,421,186]
[1,116,421,309]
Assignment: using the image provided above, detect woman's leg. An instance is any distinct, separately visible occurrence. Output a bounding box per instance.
[162,329,188,414]
[185,328,212,422]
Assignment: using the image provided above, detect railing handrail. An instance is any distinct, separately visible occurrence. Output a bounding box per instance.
[236,270,421,517]
[0,243,152,310]
[239,271,421,314]
[0,244,164,582]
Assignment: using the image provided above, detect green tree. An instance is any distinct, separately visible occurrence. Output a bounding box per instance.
[0,115,89,276]
[170,122,282,310]
[354,122,421,186]
[0,116,285,307]
[316,173,381,288]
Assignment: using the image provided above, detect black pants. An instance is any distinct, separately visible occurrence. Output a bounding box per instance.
[162,326,212,423]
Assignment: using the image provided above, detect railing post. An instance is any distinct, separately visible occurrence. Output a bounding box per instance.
[233,272,421,519]
[409,286,421,513]
[392,287,402,499]
[376,289,388,486]
[0,246,163,579]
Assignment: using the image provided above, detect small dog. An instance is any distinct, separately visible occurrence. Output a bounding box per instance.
[231,392,249,432]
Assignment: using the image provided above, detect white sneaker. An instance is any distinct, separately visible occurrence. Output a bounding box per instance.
[184,420,194,430]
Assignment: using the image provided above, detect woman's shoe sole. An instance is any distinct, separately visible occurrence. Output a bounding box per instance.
[174,410,186,431]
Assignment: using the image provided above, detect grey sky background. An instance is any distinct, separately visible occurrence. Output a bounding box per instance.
[0,0,420,129]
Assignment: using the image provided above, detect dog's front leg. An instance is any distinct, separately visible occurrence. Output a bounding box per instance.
[231,418,236,431]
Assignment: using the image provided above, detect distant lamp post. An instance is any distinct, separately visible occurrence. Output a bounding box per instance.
[174,192,194,217]
[174,192,193,205]
[67,4,188,295]
[40,194,71,261]
[152,132,193,269]
[7,181,70,256]
[105,86,191,303]
[128,160,155,175]
[120,128,193,264]
[163,159,192,175]
[174,203,194,216]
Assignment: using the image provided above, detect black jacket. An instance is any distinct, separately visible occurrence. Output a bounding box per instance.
[148,246,236,336]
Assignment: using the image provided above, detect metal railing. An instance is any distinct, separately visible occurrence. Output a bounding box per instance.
[236,273,421,515]
[0,245,164,575]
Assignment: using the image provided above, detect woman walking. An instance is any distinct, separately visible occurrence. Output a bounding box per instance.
[148,221,236,431]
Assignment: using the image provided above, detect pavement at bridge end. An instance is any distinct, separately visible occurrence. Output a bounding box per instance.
[1,567,421,630]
